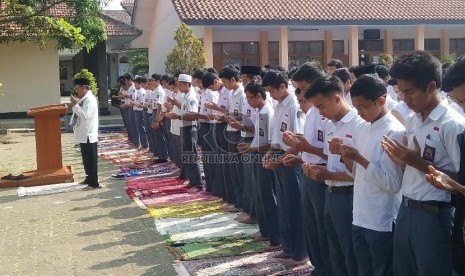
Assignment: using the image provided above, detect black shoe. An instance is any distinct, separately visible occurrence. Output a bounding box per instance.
[155,159,168,164]
[111,173,126,179]
[1,173,12,180]
[83,185,102,190]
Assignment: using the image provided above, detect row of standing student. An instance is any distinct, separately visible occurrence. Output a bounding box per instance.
[117,50,465,276]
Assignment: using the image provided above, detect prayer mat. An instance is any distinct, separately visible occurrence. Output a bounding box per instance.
[126,177,184,190]
[147,200,227,219]
[168,238,269,261]
[141,193,218,208]
[126,183,190,199]
[118,162,172,172]
[157,213,258,243]
[111,155,154,164]
[17,182,85,197]
[173,252,313,276]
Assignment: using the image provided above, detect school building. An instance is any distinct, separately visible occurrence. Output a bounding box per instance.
[127,0,465,73]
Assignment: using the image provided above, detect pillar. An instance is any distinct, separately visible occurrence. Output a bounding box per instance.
[440,29,450,57]
[260,31,269,67]
[204,26,213,68]
[279,26,289,70]
[415,25,425,51]
[384,30,393,55]
[348,26,359,66]
[324,30,333,65]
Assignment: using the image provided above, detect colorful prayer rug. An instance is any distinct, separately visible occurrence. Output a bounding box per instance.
[140,192,217,208]
[147,200,227,219]
[173,252,313,276]
[168,238,269,261]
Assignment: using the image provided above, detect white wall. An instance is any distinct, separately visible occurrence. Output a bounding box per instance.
[0,41,60,113]
[148,0,182,74]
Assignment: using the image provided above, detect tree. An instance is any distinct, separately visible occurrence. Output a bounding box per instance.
[165,23,206,75]
[74,69,98,96]
[0,0,107,50]
[128,49,149,76]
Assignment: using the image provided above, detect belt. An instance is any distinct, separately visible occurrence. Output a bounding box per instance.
[402,196,450,215]
[327,185,353,193]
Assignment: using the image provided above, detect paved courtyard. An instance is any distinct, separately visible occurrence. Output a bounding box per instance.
[0,132,176,276]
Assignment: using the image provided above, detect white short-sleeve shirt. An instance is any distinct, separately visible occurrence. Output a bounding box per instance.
[324,109,364,187]
[227,86,246,132]
[251,103,274,148]
[199,88,219,123]
[180,88,199,127]
[401,99,465,202]
[302,107,327,164]
[352,112,405,232]
[133,88,146,111]
[270,93,305,151]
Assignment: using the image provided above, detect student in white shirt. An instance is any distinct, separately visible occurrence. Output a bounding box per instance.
[339,75,405,276]
[382,51,465,276]
[425,57,465,276]
[304,76,363,276]
[163,76,183,171]
[286,62,332,276]
[333,68,353,107]
[150,74,169,163]
[166,74,202,192]
[133,76,149,149]
[237,80,280,250]
[121,74,138,146]
[262,69,308,266]
[211,66,246,212]
[144,78,155,154]
[189,71,221,194]
[71,78,100,189]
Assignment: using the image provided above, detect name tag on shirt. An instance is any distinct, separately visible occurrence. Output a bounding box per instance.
[422,142,436,163]
[259,127,264,136]
[280,122,287,132]
[234,109,239,116]
[318,130,324,142]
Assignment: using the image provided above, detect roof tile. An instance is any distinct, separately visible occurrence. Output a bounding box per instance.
[172,0,465,24]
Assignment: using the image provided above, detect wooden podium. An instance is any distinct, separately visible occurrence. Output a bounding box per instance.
[0,104,74,188]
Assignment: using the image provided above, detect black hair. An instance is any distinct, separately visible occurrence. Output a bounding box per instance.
[134,76,148,84]
[273,66,287,73]
[292,62,326,84]
[387,78,397,86]
[288,66,298,80]
[375,64,390,79]
[305,76,344,99]
[348,66,358,73]
[123,73,133,81]
[443,56,465,90]
[244,80,266,100]
[174,71,186,78]
[192,69,206,80]
[332,68,351,83]
[202,72,219,89]
[117,76,125,85]
[262,69,288,89]
[389,50,442,92]
[294,88,302,95]
[327,59,344,68]
[218,66,240,81]
[151,73,162,82]
[260,68,268,80]
[350,74,387,101]
[167,76,176,86]
[161,74,170,82]
[206,67,217,74]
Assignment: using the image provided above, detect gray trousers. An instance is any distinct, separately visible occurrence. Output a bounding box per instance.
[393,198,453,276]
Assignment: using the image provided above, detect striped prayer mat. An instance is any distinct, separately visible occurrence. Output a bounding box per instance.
[168,238,269,261]
[140,192,217,208]
[147,200,227,219]
[173,252,313,276]
[155,213,258,243]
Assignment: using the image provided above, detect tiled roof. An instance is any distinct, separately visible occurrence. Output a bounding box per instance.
[121,0,134,6]
[172,0,465,25]
[101,12,142,37]
[102,10,132,25]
